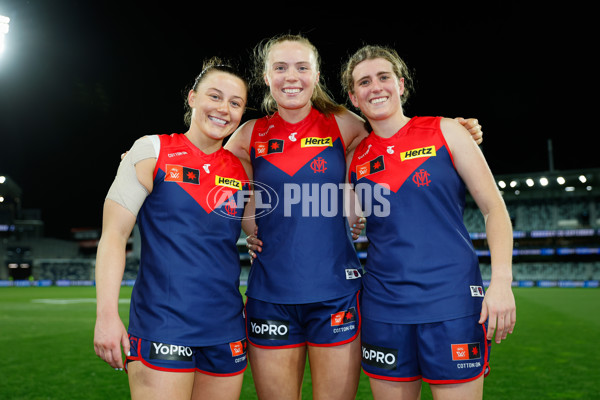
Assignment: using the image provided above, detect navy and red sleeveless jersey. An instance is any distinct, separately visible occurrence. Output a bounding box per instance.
[246,108,362,304]
[348,117,484,324]
[129,133,248,346]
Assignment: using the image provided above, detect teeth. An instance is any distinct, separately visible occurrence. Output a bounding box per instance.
[209,116,227,126]
[371,97,387,104]
[283,88,301,94]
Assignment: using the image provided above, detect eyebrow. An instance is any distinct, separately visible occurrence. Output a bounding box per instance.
[272,61,312,67]
[355,71,391,83]
[207,87,246,104]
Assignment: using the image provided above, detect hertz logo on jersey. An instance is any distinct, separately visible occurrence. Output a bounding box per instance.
[400,145,436,161]
[215,175,242,190]
[301,137,332,147]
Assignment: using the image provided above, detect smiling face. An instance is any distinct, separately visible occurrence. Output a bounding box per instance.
[187,70,247,143]
[348,57,405,123]
[263,40,320,116]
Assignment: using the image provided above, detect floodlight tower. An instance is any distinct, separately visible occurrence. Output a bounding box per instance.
[0,15,10,55]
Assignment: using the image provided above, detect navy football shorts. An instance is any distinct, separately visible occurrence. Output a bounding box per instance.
[245,291,360,348]
[126,334,247,376]
[361,314,491,383]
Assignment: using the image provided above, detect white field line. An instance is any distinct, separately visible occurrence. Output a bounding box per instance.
[31,298,130,304]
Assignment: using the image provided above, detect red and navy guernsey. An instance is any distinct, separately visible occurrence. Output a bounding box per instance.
[129,133,249,346]
[246,108,362,304]
[349,117,484,324]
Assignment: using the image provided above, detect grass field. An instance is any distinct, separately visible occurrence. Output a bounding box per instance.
[0,286,599,399]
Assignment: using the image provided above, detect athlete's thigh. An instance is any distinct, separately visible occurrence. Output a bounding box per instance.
[308,336,362,400]
[248,343,307,400]
[429,374,483,400]
[127,360,194,400]
[369,377,422,400]
[191,371,244,400]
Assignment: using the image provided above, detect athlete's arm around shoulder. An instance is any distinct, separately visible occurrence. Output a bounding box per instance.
[224,119,257,164]
[440,117,516,344]
[344,147,366,238]
[226,122,257,236]
[334,108,369,155]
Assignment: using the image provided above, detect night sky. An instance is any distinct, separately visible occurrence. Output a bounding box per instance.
[0,1,595,238]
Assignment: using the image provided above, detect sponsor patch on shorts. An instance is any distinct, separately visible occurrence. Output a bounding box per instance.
[229,339,247,357]
[362,342,398,370]
[149,342,193,361]
[451,343,481,361]
[248,318,289,340]
[331,307,357,326]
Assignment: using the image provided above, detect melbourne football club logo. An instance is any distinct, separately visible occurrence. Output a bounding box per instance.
[310,157,327,173]
[412,169,431,187]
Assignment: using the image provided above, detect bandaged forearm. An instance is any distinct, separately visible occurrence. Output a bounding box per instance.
[106,135,159,217]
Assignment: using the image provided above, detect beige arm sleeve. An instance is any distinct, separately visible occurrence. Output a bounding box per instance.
[106,135,159,217]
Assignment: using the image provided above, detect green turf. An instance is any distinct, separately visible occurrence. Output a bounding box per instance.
[0,287,598,399]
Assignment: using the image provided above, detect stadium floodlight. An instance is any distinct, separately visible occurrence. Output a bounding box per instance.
[557,176,565,185]
[498,180,506,189]
[539,177,549,186]
[0,15,9,54]
[510,180,518,188]
[526,178,534,187]
[0,175,6,184]
[579,175,587,183]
